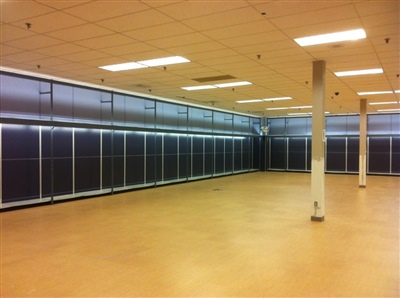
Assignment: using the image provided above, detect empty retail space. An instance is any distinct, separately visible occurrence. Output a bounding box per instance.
[1,1,399,297]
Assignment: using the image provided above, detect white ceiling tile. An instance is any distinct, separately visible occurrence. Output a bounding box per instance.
[35,43,88,56]
[182,6,265,31]
[1,1,55,23]
[146,32,212,48]
[64,1,151,22]
[46,24,114,42]
[123,22,195,42]
[75,34,135,49]
[1,24,37,42]
[4,34,63,50]
[99,43,158,56]
[97,10,174,32]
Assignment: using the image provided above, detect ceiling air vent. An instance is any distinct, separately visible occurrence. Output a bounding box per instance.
[192,75,236,83]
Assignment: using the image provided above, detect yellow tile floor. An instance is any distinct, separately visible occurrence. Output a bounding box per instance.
[1,172,399,297]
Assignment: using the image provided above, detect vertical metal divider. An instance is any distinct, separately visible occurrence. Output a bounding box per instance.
[190,136,193,178]
[345,137,348,173]
[100,129,103,190]
[241,138,243,171]
[162,134,164,182]
[212,111,215,178]
[72,127,75,194]
[0,123,2,204]
[203,136,205,176]
[111,92,114,195]
[186,106,189,182]
[39,126,42,199]
[50,81,54,204]
[305,137,308,171]
[124,131,126,187]
[286,137,289,171]
[367,136,370,174]
[154,101,157,187]
[177,134,179,180]
[144,132,147,184]
[212,136,216,177]
[223,137,226,173]
[268,136,271,171]
[389,136,392,174]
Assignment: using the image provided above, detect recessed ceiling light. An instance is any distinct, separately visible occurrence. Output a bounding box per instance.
[377,108,400,112]
[288,112,311,116]
[99,62,147,72]
[100,56,190,71]
[138,56,190,67]
[290,105,312,109]
[266,107,290,110]
[334,68,383,77]
[181,85,217,91]
[214,81,252,88]
[236,99,264,103]
[357,91,393,95]
[369,101,398,105]
[262,97,292,101]
[294,29,366,47]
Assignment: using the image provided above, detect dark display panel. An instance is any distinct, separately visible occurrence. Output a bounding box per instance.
[215,138,225,173]
[179,135,189,178]
[2,124,40,201]
[326,138,346,172]
[270,137,286,169]
[392,137,400,173]
[224,138,233,172]
[288,138,306,171]
[164,134,178,180]
[369,137,390,173]
[75,128,100,192]
[192,137,204,176]
[306,138,311,171]
[204,137,213,175]
[126,132,145,185]
[234,138,242,171]
[347,137,359,172]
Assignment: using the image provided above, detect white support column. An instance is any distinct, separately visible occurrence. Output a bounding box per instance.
[311,60,326,222]
[359,99,367,187]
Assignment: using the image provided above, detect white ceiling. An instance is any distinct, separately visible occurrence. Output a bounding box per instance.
[1,0,399,117]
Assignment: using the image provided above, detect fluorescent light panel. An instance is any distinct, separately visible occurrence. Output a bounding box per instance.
[377,109,400,112]
[236,99,264,103]
[290,105,312,109]
[262,97,292,101]
[184,81,252,91]
[357,91,393,95]
[266,107,289,110]
[100,56,190,72]
[138,56,190,67]
[334,68,383,77]
[99,62,147,72]
[181,85,217,91]
[369,101,398,105]
[294,29,366,46]
[395,90,400,93]
[214,81,252,88]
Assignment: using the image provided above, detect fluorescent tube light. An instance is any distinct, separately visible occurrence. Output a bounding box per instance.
[138,56,190,67]
[369,101,398,105]
[377,109,400,112]
[294,29,366,47]
[266,107,289,110]
[290,106,312,109]
[99,62,147,72]
[357,91,393,95]
[334,68,383,77]
[262,97,292,101]
[288,112,311,116]
[395,90,400,93]
[214,81,252,88]
[181,85,217,91]
[236,99,264,103]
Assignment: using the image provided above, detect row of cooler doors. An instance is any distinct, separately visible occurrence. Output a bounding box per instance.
[267,136,400,174]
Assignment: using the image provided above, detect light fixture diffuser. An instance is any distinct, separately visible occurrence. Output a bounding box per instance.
[377,109,400,112]
[334,68,383,77]
[214,81,252,88]
[181,85,217,91]
[262,97,292,101]
[138,56,190,67]
[294,29,366,46]
[266,107,289,110]
[236,99,264,103]
[369,101,398,105]
[357,91,393,95]
[99,62,147,72]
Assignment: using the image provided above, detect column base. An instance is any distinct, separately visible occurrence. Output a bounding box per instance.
[311,216,325,222]
[359,185,366,188]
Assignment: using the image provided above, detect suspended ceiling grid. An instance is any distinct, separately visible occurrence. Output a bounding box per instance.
[1,0,399,117]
